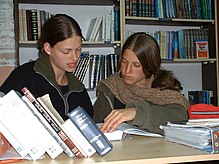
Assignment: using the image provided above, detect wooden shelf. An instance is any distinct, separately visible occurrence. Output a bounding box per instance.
[19,41,121,48]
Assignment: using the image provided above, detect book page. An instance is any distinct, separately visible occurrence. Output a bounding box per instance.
[97,123,162,141]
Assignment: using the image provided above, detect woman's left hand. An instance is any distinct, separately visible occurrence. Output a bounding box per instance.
[100,108,136,133]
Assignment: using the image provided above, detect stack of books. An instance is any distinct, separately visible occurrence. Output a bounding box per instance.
[160,120,219,154]
[0,88,112,160]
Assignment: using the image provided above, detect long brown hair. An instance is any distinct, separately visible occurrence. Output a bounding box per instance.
[119,32,161,79]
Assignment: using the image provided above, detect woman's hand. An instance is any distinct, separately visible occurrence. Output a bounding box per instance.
[100,108,136,133]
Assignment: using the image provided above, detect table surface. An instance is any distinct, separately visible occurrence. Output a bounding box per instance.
[20,135,219,164]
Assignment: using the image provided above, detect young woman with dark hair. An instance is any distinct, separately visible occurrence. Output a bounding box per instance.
[0,14,93,120]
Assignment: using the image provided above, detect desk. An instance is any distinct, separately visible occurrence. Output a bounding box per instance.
[21,136,219,164]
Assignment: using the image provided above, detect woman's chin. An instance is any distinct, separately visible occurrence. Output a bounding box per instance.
[124,79,134,85]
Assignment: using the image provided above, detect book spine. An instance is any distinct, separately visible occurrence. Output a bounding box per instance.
[21,87,84,159]
[22,96,64,159]
[30,9,38,41]
[67,106,113,156]
[62,119,96,157]
[18,9,24,41]
[0,120,28,157]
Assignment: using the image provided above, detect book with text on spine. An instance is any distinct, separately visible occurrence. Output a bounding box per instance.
[21,95,63,159]
[21,87,83,159]
[67,106,113,156]
[62,119,96,157]
[38,94,96,157]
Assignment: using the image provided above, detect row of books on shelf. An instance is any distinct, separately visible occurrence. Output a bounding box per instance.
[89,54,118,89]
[86,5,120,42]
[73,52,118,89]
[127,28,209,60]
[19,9,53,41]
[125,0,213,20]
[73,51,92,82]
[188,90,213,105]
[0,88,112,160]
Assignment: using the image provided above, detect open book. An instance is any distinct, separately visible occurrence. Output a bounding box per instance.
[97,123,162,141]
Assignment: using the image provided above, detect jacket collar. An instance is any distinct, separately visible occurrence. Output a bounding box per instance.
[34,54,84,92]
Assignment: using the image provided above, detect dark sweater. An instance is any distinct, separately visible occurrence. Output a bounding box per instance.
[0,55,93,120]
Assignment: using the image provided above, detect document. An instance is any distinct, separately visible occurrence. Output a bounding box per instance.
[97,123,162,141]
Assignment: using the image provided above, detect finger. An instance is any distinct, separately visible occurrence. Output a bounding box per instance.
[104,110,116,121]
[101,112,118,132]
[102,112,123,132]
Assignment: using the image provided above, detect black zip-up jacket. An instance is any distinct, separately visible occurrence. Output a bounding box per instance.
[0,55,93,120]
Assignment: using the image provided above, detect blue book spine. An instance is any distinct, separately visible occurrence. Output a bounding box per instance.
[67,106,113,156]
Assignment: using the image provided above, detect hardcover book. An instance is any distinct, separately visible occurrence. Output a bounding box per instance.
[67,106,113,156]
[21,87,83,158]
[38,94,96,158]
[195,40,209,58]
[21,96,63,159]
[0,118,28,158]
[62,119,96,157]
[0,90,45,160]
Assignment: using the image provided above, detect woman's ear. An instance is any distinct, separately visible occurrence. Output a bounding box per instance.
[43,42,52,55]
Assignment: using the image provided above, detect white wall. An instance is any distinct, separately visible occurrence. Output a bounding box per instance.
[162,63,202,99]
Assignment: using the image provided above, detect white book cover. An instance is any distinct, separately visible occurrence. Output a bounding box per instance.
[90,17,102,41]
[21,89,75,158]
[101,15,106,41]
[86,17,99,41]
[38,95,88,157]
[105,14,111,42]
[36,94,83,158]
[0,119,28,158]
[0,90,45,160]
[62,119,96,157]
[110,9,115,42]
[22,96,63,159]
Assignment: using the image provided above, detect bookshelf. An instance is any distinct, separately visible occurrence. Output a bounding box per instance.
[15,0,121,89]
[9,0,219,105]
[119,0,218,105]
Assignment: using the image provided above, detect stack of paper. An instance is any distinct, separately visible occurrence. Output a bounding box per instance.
[160,121,219,153]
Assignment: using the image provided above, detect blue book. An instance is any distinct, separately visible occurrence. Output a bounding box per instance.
[67,106,113,156]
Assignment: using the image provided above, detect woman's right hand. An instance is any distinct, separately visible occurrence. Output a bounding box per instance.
[100,108,136,133]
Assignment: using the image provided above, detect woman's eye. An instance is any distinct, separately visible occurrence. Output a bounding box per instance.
[61,50,69,54]
[134,63,141,67]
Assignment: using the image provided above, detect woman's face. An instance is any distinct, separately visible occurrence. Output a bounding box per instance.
[120,49,147,87]
[45,36,82,75]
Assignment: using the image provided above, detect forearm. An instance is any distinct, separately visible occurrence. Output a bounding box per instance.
[126,100,188,134]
